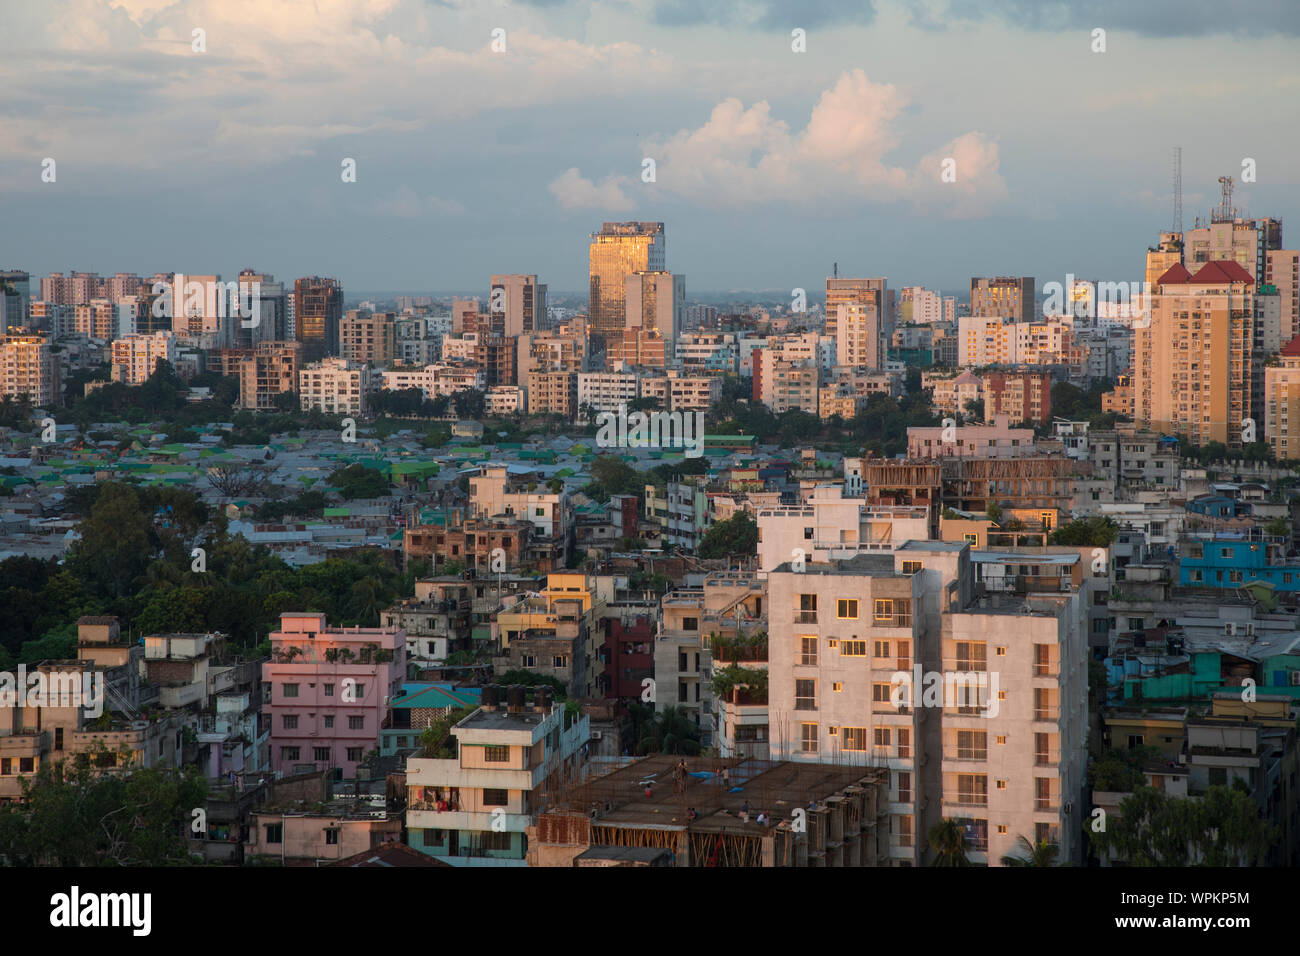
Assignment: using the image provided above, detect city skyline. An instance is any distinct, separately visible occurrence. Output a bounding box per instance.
[3,1,1299,291]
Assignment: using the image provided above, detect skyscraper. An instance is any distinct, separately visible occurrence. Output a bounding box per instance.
[489,274,548,337]
[588,222,665,346]
[969,276,1035,321]
[1133,261,1255,448]
[624,271,683,346]
[825,277,887,344]
[294,276,343,360]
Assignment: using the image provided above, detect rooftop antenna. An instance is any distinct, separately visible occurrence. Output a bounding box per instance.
[1172,146,1182,235]
[833,262,838,279]
[1214,175,1237,223]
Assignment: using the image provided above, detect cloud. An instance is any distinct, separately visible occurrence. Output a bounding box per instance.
[547,167,636,211]
[555,69,1006,216]
[902,0,1300,37]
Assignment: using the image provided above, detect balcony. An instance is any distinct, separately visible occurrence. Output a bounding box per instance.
[793,611,818,624]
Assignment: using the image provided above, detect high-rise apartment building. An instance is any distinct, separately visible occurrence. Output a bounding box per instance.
[835,301,884,370]
[1133,261,1255,447]
[489,274,547,337]
[970,277,1035,321]
[237,341,303,410]
[0,271,30,327]
[111,331,176,385]
[74,298,117,340]
[588,222,665,346]
[294,276,343,359]
[767,542,1088,866]
[0,334,59,405]
[1184,216,1298,341]
[340,309,396,365]
[826,277,888,344]
[899,286,944,325]
[299,357,373,416]
[624,271,683,348]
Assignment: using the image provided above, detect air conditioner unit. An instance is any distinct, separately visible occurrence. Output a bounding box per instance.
[590,730,603,741]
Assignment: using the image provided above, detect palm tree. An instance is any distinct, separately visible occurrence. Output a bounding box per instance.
[928,818,972,867]
[1000,834,1060,867]
[639,705,701,756]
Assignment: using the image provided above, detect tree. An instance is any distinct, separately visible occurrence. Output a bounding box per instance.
[638,705,701,755]
[66,483,154,599]
[330,463,390,500]
[928,818,972,866]
[1049,515,1119,547]
[698,512,758,560]
[0,760,207,866]
[1000,834,1060,867]
[206,462,281,497]
[1265,517,1290,538]
[452,388,486,420]
[962,398,984,422]
[1090,785,1277,866]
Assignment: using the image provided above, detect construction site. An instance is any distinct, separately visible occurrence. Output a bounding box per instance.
[528,754,891,867]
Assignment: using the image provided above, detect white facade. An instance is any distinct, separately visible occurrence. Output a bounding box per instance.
[300,358,372,416]
[110,331,176,385]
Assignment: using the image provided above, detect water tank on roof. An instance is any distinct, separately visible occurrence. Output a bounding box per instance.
[482,685,500,710]
[507,684,527,711]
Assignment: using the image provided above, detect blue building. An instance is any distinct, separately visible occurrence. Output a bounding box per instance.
[1179,536,1300,592]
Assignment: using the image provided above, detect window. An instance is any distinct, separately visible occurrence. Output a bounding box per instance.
[957,731,987,761]
[346,747,362,762]
[995,646,1006,657]
[872,682,894,704]
[842,727,868,751]
[18,757,33,773]
[351,683,366,698]
[996,779,1007,790]
[283,715,298,730]
[955,641,987,673]
[795,679,817,711]
[324,716,334,728]
[957,774,987,806]
[964,533,978,545]
[483,788,509,806]
[325,828,339,845]
[800,636,818,666]
[265,824,283,844]
[800,723,819,753]
[837,599,859,619]
[996,735,1007,745]
[897,771,912,802]
[1035,777,1053,811]
[324,683,335,697]
[827,638,839,650]
[349,716,364,730]
[873,727,891,748]
[314,747,330,762]
[841,640,867,657]
[282,683,299,699]
[902,560,923,575]
[485,745,509,763]
[1034,644,1052,676]
[804,527,814,539]
[1127,734,1144,748]
[898,728,911,758]
[683,617,698,631]
[832,682,843,692]
[874,640,890,658]
[797,594,817,622]
[282,747,300,761]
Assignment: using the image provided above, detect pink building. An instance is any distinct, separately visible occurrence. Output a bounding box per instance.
[262,613,406,780]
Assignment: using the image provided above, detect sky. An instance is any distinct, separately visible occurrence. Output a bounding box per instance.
[2,0,1299,296]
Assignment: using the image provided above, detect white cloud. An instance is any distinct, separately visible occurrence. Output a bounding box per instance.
[563,69,1007,215]
[547,167,635,212]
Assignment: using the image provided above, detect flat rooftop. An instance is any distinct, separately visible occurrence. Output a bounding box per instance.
[573,754,886,833]
[771,554,898,576]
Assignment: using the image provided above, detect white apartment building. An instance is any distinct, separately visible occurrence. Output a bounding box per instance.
[486,385,524,416]
[923,369,984,416]
[381,363,485,399]
[900,286,945,324]
[756,485,930,572]
[768,541,1087,866]
[835,302,884,370]
[675,331,737,372]
[756,350,820,414]
[405,691,589,865]
[110,331,176,385]
[577,371,640,413]
[639,370,722,412]
[299,358,373,416]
